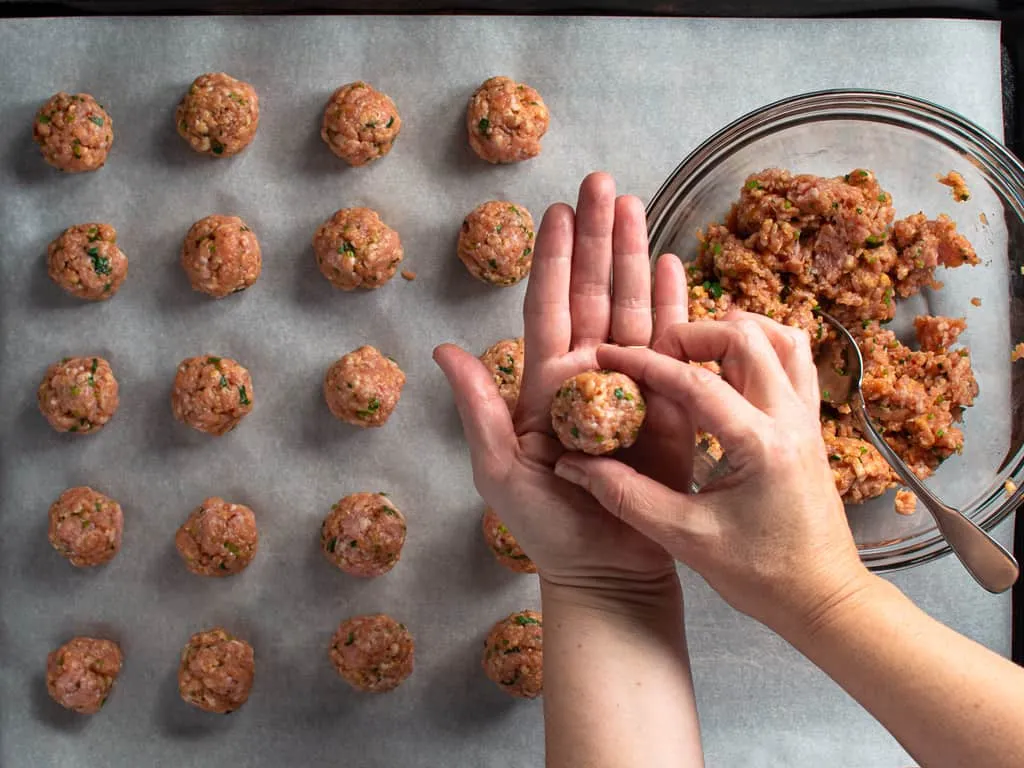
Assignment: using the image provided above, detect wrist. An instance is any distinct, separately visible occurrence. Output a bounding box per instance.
[770,565,889,647]
[540,569,683,620]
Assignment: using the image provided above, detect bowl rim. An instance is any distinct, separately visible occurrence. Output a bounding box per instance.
[646,87,1024,573]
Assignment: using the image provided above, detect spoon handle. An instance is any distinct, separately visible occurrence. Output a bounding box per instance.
[851,393,1019,593]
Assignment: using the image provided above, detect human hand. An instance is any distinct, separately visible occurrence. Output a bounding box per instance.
[434,172,686,593]
[552,311,872,632]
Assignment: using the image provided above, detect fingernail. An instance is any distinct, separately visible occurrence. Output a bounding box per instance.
[554,460,585,486]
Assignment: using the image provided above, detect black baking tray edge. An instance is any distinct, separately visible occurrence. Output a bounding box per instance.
[2,0,1022,666]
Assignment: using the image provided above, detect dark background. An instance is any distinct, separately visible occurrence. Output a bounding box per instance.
[3,0,1023,663]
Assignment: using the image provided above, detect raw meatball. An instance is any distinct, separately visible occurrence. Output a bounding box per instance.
[175,73,259,157]
[481,507,536,574]
[175,497,259,577]
[321,81,402,166]
[323,346,405,427]
[37,356,119,434]
[178,628,255,713]
[313,207,403,290]
[320,492,406,578]
[181,215,261,297]
[479,337,524,411]
[46,637,123,714]
[171,356,254,436]
[458,201,535,286]
[33,92,113,173]
[551,370,646,455]
[48,486,123,567]
[328,614,414,693]
[47,223,128,300]
[482,610,543,699]
[466,76,550,164]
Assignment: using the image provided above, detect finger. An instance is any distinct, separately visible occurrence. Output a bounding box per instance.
[554,454,692,553]
[652,253,688,343]
[433,344,517,488]
[596,344,768,459]
[725,311,819,410]
[651,318,796,412]
[569,172,616,347]
[610,194,652,346]
[523,203,574,364]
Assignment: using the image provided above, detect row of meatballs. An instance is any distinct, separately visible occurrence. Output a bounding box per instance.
[37,344,648,455]
[47,487,536,579]
[33,73,550,172]
[47,609,544,717]
[46,200,535,304]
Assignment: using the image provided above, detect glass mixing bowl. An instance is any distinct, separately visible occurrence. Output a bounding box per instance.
[646,89,1024,572]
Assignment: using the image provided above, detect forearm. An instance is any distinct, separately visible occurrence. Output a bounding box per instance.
[540,574,704,768]
[778,573,1024,768]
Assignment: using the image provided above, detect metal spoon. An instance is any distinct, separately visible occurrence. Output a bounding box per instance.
[815,311,1019,593]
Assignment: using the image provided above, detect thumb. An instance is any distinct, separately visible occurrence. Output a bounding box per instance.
[433,343,516,487]
[554,454,692,549]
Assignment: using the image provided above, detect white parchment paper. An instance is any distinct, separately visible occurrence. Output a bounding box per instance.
[0,16,1010,768]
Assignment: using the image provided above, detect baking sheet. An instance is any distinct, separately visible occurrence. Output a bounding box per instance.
[0,16,1009,768]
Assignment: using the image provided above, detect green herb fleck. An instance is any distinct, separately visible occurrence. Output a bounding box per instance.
[488,259,498,269]
[38,114,51,124]
[224,542,240,556]
[86,226,100,242]
[349,540,358,548]
[338,240,357,257]
[514,615,540,626]
[745,179,761,190]
[238,385,250,406]
[702,280,724,300]
[829,454,841,462]
[345,632,355,646]
[523,247,532,257]
[207,357,221,365]
[478,117,490,135]
[386,116,395,128]
[865,233,887,248]
[356,398,381,419]
[822,389,830,400]
[326,537,337,553]
[219,375,229,388]
[497,364,514,375]
[87,246,111,275]
[211,141,224,155]
[89,116,104,127]
[877,193,887,202]
[936,429,945,438]
[570,426,580,438]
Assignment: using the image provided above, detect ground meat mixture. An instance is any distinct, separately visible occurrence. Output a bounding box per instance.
[321,82,401,166]
[33,92,113,173]
[479,337,525,411]
[320,492,406,578]
[482,610,543,699]
[938,170,971,202]
[181,215,261,297]
[176,73,259,157]
[1012,343,1024,363]
[551,371,646,455]
[466,77,549,164]
[328,614,414,693]
[689,168,981,506]
[458,202,535,286]
[178,628,254,714]
[894,489,917,516]
[46,637,123,714]
[481,507,536,574]
[171,355,253,435]
[313,207,403,290]
[37,356,119,434]
[323,346,405,427]
[175,497,258,577]
[47,222,128,300]
[48,486,123,567]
